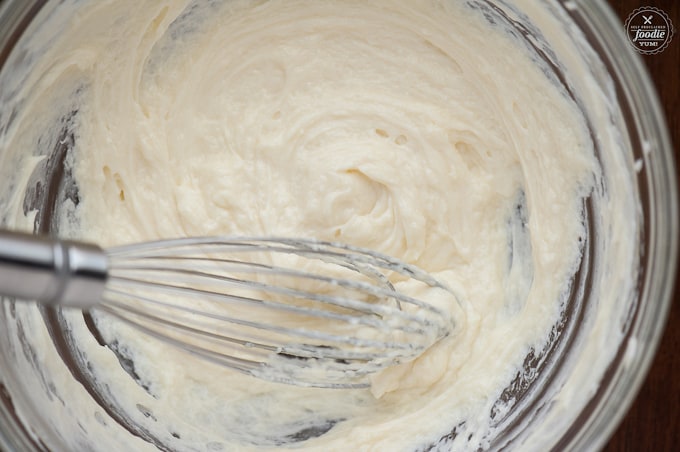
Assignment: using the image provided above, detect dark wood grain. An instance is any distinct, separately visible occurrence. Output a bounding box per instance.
[604,1,679,451]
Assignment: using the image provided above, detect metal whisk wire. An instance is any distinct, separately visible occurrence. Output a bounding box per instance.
[101,238,457,387]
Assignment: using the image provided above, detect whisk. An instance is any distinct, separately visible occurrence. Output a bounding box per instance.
[0,230,458,388]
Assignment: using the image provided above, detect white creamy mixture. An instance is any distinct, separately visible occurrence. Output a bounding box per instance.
[0,0,639,451]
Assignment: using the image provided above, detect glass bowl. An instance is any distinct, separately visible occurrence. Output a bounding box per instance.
[0,0,676,450]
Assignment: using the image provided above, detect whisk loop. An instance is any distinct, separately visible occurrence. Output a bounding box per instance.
[102,238,458,387]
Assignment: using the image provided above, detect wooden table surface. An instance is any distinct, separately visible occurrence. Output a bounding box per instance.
[603,1,679,451]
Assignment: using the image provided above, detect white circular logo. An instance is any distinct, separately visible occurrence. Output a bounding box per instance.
[624,7,674,55]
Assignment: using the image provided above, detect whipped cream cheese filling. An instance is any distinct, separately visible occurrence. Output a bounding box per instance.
[0,1,635,451]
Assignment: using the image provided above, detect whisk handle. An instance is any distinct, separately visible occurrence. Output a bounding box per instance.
[0,230,108,308]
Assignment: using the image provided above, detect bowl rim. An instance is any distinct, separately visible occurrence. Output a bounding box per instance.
[552,0,678,449]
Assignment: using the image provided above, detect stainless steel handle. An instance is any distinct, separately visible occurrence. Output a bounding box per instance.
[0,230,108,308]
